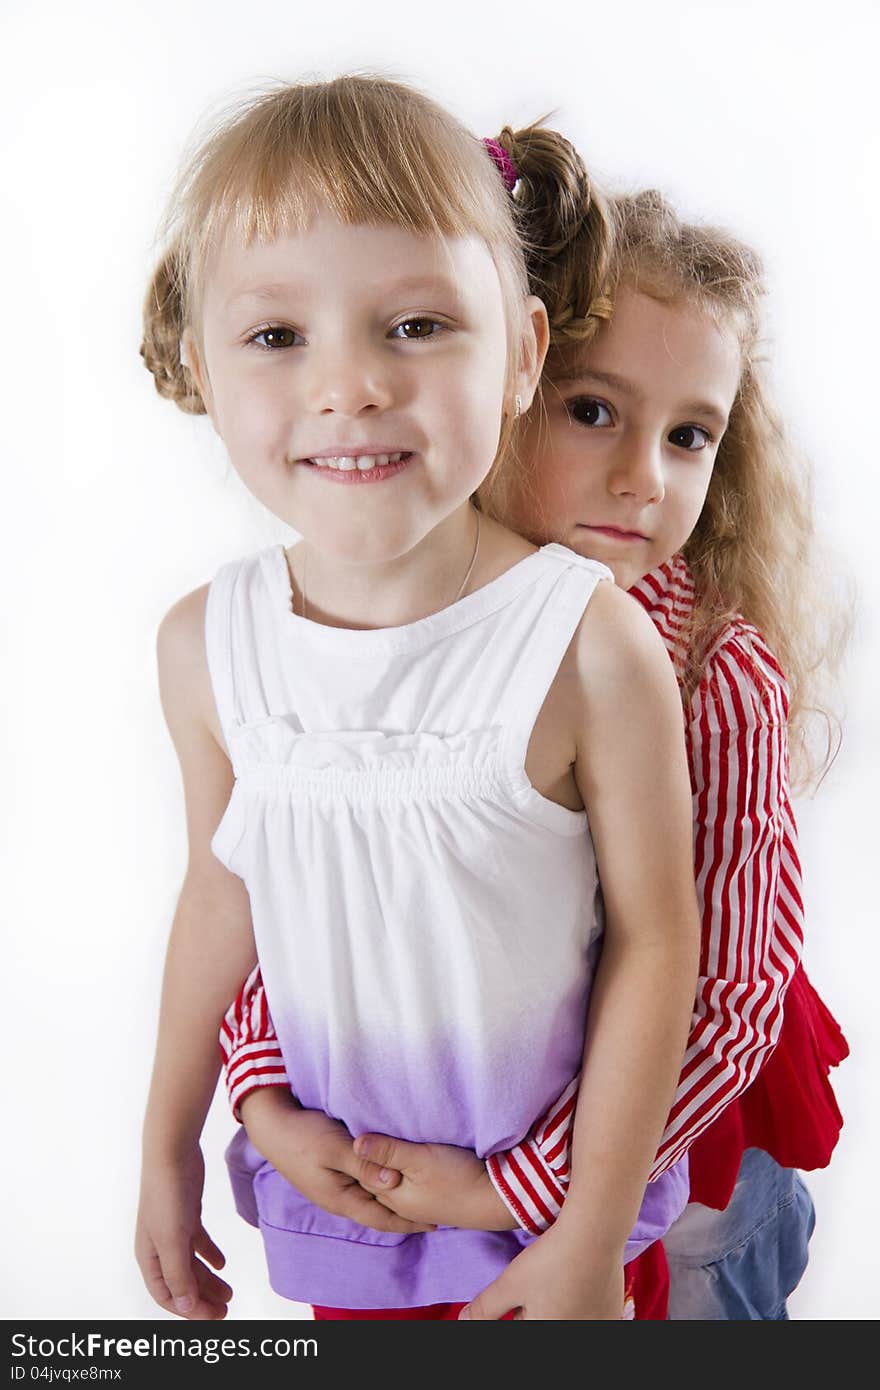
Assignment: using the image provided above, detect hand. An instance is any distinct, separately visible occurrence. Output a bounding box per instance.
[458,1221,626,1320]
[135,1146,232,1321]
[351,1133,517,1230]
[239,1090,435,1235]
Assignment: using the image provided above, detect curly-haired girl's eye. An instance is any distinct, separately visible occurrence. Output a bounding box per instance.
[567,397,613,427]
[669,424,712,451]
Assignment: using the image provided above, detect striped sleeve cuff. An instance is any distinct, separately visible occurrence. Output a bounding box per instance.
[485,1076,578,1234]
[219,967,291,1120]
[224,1043,290,1120]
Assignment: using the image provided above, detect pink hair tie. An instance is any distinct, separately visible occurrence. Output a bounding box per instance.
[483,138,518,193]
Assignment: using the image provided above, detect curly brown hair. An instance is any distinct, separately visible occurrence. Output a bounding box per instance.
[483,182,851,787]
[474,120,614,522]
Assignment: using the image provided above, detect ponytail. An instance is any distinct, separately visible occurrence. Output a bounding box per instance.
[494,122,614,351]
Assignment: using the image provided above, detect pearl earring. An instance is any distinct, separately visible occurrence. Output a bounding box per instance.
[514,394,523,419]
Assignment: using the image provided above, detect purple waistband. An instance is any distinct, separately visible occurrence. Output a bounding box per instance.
[226,1129,689,1309]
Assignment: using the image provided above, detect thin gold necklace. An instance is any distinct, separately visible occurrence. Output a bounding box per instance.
[453,507,482,604]
[297,510,481,620]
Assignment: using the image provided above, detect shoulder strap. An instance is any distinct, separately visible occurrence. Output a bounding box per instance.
[204,547,293,758]
[204,555,247,739]
[496,546,612,776]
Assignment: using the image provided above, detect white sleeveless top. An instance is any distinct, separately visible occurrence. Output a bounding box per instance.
[205,542,683,1307]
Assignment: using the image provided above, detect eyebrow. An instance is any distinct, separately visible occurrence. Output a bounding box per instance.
[552,368,730,431]
[380,273,463,299]
[225,283,305,312]
[225,273,464,314]
[552,367,640,396]
[677,399,730,431]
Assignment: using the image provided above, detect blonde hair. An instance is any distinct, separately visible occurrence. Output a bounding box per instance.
[140,75,533,486]
[486,184,850,788]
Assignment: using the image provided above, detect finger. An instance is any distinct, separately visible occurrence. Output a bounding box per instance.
[166,1266,230,1320]
[354,1132,422,1177]
[140,1246,223,1321]
[352,1156,403,1192]
[194,1224,227,1270]
[341,1134,403,1191]
[193,1257,234,1307]
[157,1248,201,1318]
[192,1261,233,1319]
[157,1241,227,1320]
[340,1185,436,1235]
[458,1275,519,1321]
[139,1245,177,1312]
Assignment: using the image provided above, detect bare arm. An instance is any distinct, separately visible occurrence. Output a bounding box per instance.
[136,585,258,1320]
[554,581,700,1255]
[463,584,700,1318]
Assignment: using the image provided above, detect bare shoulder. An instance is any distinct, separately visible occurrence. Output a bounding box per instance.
[568,582,692,822]
[572,581,677,704]
[157,583,226,757]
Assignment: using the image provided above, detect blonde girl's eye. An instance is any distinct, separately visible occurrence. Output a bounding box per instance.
[246,325,304,351]
[567,397,613,427]
[668,424,713,451]
[390,317,444,342]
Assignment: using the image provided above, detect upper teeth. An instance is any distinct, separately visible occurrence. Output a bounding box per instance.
[309,452,406,471]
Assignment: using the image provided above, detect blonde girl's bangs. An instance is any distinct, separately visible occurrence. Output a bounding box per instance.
[161,77,526,330]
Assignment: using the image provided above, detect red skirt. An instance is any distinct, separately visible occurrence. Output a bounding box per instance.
[688,966,848,1210]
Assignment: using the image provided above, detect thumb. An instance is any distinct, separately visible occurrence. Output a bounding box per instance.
[459,1272,519,1321]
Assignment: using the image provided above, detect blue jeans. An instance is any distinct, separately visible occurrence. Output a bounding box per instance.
[663,1148,815,1319]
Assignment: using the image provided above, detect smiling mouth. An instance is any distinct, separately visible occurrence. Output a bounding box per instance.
[301,451,412,472]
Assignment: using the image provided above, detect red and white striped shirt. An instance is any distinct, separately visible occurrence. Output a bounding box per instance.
[219,965,289,1117]
[219,554,803,1234]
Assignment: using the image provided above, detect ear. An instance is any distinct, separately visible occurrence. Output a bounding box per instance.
[181,327,215,419]
[515,296,550,412]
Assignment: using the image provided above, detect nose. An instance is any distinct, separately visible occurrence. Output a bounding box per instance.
[303,338,394,417]
[607,434,665,505]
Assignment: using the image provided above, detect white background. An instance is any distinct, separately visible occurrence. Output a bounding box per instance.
[2,0,877,1321]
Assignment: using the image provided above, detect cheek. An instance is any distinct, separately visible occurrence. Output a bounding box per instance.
[505,451,581,542]
[436,356,507,464]
[214,370,290,452]
[666,468,715,543]
[530,432,591,516]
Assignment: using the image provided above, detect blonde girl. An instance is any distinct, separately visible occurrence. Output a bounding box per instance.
[224,135,848,1320]
[134,79,700,1322]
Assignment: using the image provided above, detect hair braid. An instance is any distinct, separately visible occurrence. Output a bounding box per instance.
[140,249,206,415]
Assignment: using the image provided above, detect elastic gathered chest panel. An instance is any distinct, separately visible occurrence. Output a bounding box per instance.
[206,542,634,1307]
